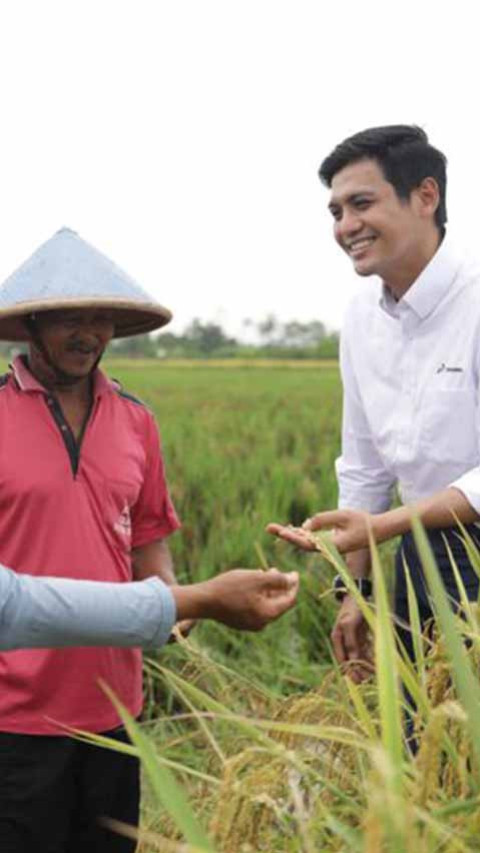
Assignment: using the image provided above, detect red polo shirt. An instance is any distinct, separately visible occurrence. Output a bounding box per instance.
[0,356,180,734]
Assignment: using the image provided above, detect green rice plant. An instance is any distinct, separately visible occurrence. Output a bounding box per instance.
[410,515,480,778]
[141,528,480,850]
[404,561,428,689]
[82,624,480,851]
[91,681,217,853]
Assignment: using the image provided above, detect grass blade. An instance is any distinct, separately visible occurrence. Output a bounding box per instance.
[368,530,404,783]
[411,514,480,780]
[100,680,216,852]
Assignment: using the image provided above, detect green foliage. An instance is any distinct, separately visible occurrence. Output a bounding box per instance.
[108,361,344,683]
[98,540,480,852]
[106,317,339,360]
[108,334,158,358]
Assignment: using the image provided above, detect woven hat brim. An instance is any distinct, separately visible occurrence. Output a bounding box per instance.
[0,298,172,342]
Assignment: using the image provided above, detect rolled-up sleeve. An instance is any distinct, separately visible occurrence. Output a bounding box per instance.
[337,331,396,513]
[0,566,177,651]
[448,339,480,513]
[450,470,480,513]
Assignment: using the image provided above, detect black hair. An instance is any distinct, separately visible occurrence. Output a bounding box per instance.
[319,125,447,231]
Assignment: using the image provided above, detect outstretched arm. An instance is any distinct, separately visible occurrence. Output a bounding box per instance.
[267,486,478,554]
[0,567,176,651]
[0,564,299,651]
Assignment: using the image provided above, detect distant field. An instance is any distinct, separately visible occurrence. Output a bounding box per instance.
[109,361,342,579]
[104,357,338,370]
[108,360,344,687]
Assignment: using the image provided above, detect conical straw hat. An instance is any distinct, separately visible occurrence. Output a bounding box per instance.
[0,227,172,341]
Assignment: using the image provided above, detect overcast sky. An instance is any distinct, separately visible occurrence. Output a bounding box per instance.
[0,1,477,339]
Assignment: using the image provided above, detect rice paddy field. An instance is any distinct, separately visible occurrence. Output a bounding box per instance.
[96,360,480,852]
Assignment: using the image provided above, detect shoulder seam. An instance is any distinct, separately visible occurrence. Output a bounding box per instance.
[113,386,146,408]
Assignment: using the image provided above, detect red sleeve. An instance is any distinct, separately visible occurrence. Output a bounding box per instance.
[130,411,181,548]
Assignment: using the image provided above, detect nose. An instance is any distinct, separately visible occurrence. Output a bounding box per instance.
[74,316,115,341]
[77,327,100,344]
[68,327,106,354]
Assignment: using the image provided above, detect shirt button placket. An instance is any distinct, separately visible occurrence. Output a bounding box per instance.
[396,311,415,462]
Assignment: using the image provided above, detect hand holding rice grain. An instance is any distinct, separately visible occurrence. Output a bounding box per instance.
[302,527,336,550]
[265,521,336,552]
[267,508,374,554]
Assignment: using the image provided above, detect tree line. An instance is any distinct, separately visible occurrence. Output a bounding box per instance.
[108,316,339,360]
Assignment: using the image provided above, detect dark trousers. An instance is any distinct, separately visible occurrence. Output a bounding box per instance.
[394,524,480,659]
[393,524,480,746]
[0,726,139,853]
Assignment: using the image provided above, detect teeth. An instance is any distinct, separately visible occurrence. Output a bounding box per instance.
[349,238,375,251]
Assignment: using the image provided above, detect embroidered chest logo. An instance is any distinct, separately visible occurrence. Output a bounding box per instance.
[436,363,464,374]
[114,502,132,537]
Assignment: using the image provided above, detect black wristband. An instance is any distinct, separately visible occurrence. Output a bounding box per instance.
[333,574,373,602]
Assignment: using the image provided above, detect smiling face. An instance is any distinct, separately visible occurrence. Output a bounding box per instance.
[29,308,115,382]
[328,158,440,295]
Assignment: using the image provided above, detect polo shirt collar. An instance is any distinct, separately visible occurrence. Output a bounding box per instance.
[10,355,114,398]
[379,235,463,322]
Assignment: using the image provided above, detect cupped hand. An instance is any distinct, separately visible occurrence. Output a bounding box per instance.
[205,567,299,631]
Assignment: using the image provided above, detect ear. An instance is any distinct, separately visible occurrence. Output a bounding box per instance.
[412,177,440,220]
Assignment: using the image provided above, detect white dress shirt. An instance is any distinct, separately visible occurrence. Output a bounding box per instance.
[336,236,480,514]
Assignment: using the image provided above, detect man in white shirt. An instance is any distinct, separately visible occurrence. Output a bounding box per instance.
[268,125,480,684]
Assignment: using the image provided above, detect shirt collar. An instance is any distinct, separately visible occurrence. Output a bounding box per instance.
[379,235,463,322]
[10,354,115,398]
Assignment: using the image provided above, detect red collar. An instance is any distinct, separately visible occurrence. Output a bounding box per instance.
[10,355,116,398]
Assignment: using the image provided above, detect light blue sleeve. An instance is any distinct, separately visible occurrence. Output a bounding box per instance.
[0,564,177,650]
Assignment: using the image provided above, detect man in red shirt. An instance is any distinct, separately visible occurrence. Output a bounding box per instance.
[0,227,269,852]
